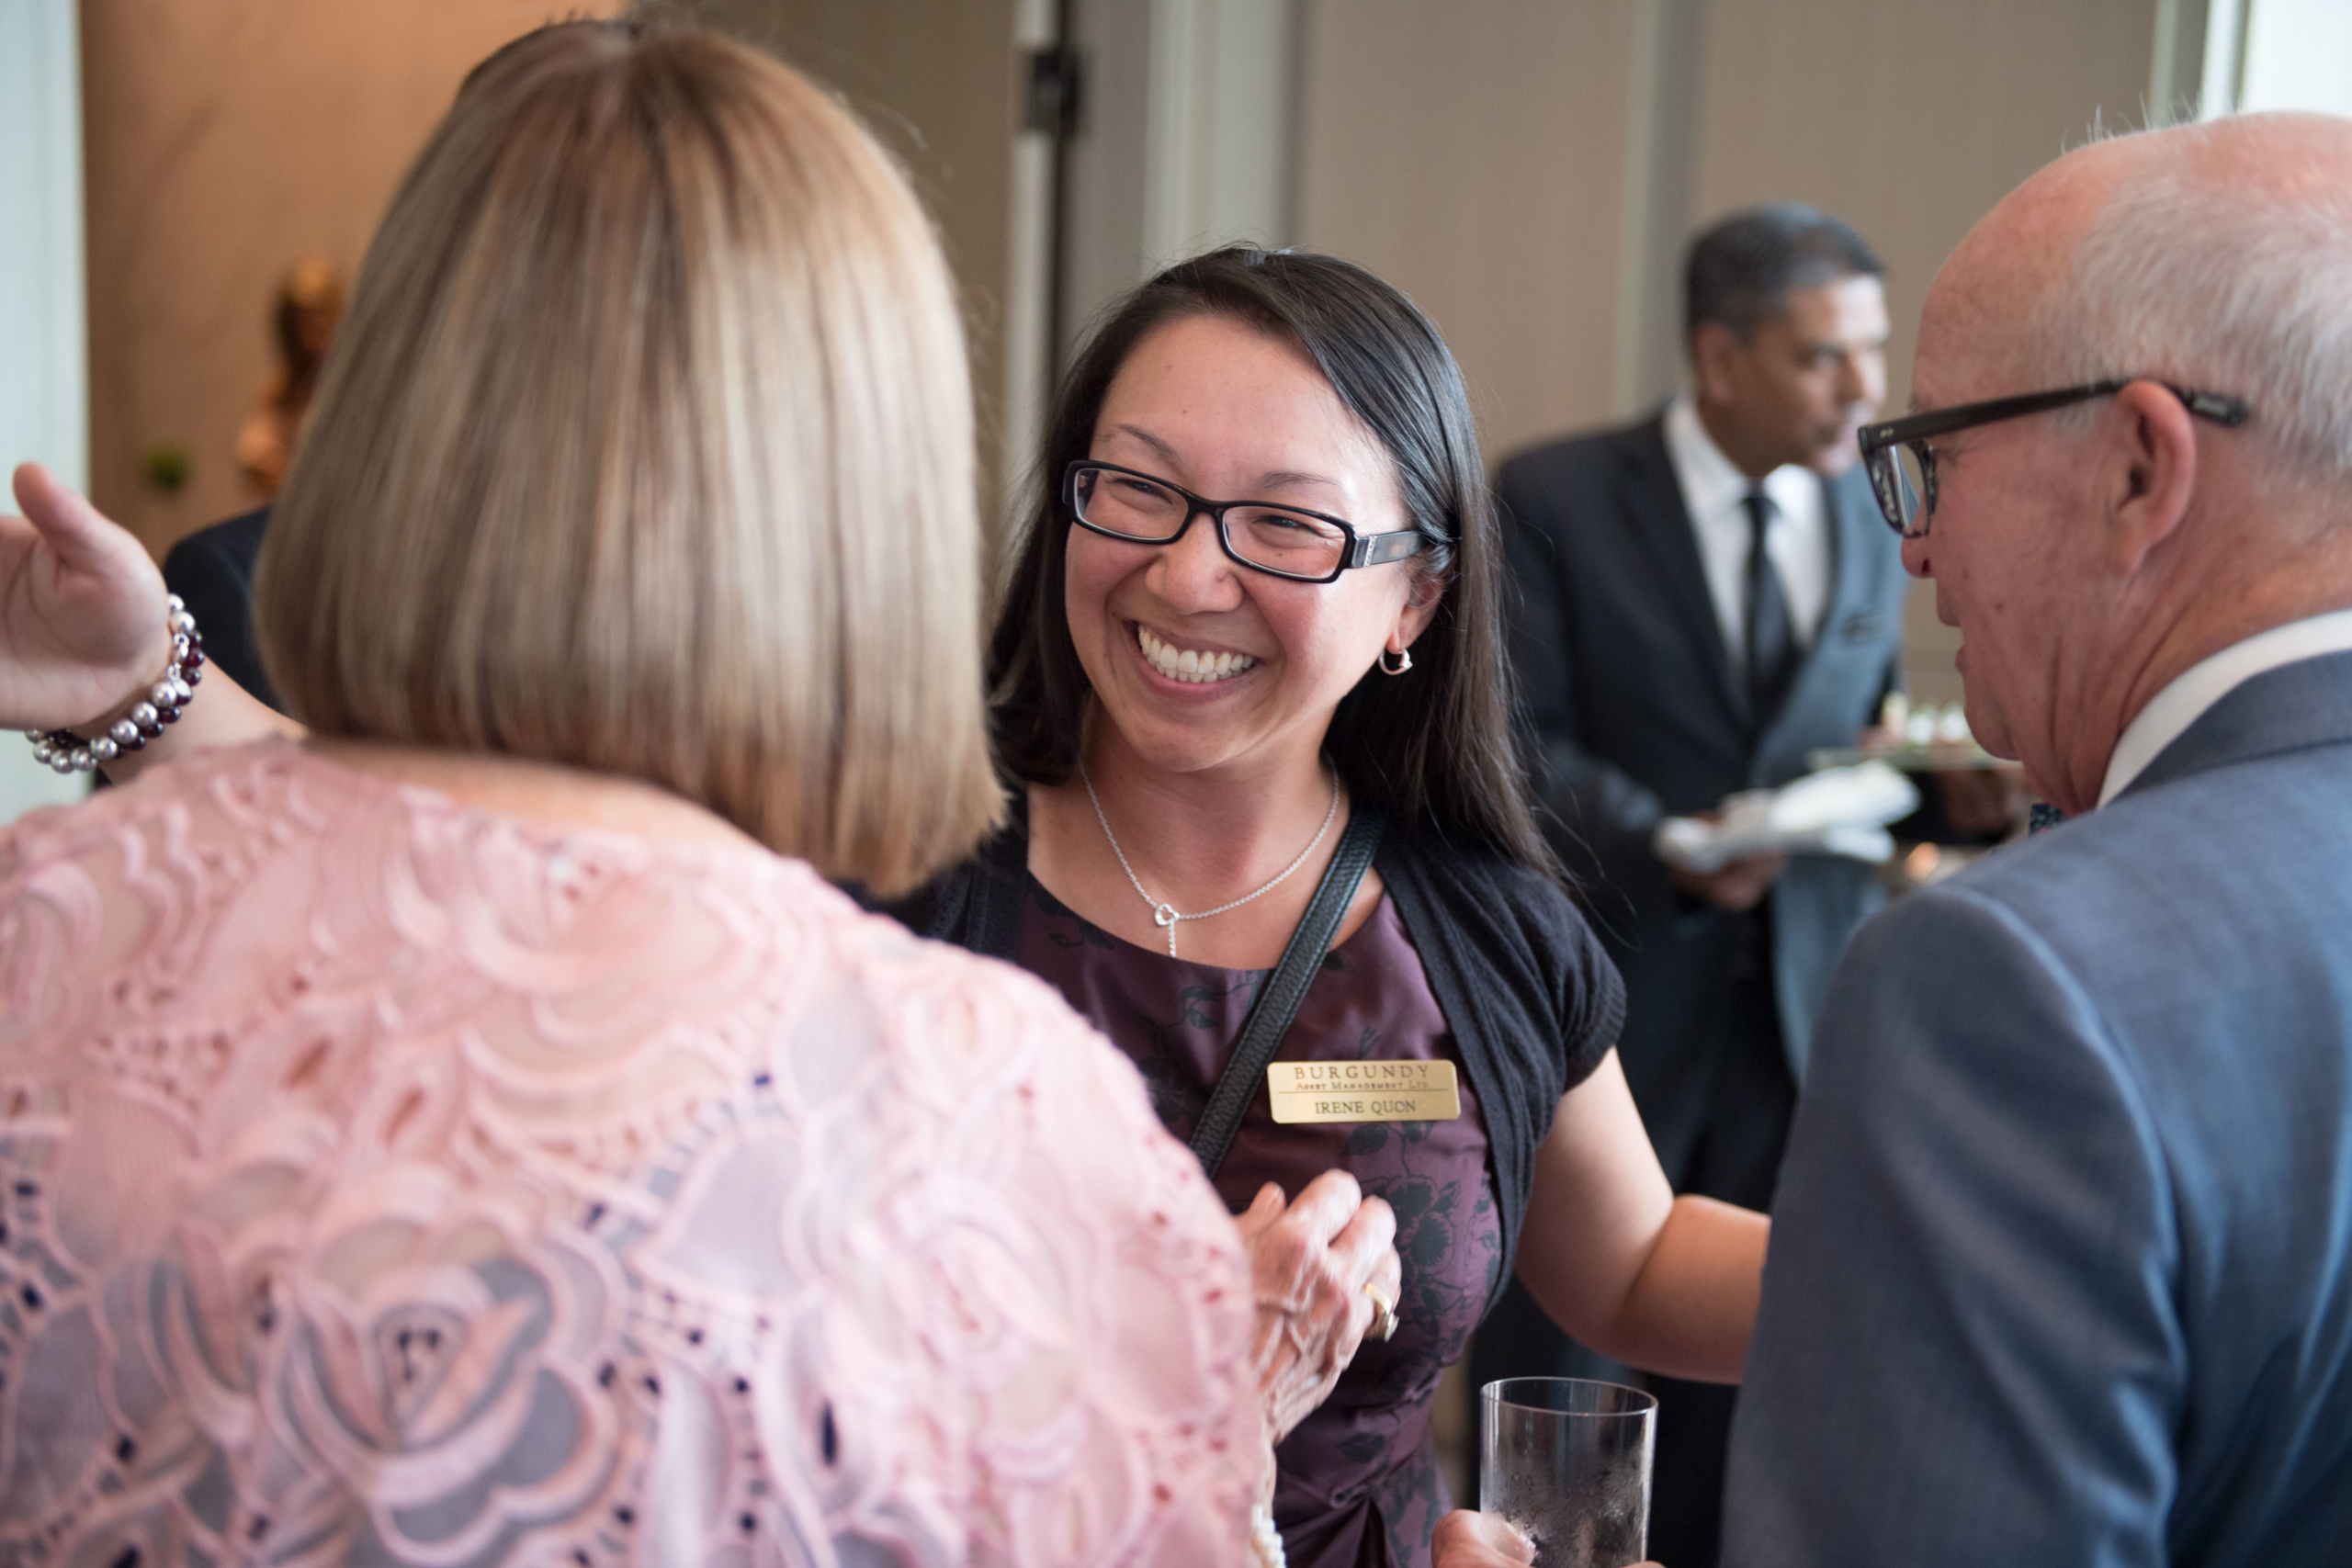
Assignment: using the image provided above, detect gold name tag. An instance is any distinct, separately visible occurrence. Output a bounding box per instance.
[1266,1060,1461,1124]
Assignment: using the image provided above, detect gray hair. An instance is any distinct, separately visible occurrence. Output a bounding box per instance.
[2044,115,2352,491]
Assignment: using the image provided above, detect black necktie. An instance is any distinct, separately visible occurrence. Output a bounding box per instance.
[1744,488,1796,723]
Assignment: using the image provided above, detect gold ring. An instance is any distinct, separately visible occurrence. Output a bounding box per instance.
[1363,1281,1399,1342]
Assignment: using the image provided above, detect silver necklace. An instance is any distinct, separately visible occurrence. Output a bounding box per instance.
[1080,760,1340,958]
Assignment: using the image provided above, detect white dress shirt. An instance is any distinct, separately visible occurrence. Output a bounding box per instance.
[2098,607,2352,806]
[1662,392,1833,676]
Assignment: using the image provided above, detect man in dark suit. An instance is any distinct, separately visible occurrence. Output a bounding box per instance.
[1481,205,1906,1567]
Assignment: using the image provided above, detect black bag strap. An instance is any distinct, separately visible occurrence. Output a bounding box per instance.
[1188,803,1387,1179]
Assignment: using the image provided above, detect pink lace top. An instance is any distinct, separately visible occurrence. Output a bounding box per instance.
[0,742,1261,1565]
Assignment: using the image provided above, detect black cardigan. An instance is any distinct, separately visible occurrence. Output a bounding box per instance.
[891,807,1625,1276]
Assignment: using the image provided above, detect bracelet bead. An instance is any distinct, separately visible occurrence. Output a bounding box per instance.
[23,596,203,775]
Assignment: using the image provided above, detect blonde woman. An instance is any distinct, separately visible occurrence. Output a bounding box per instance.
[0,21,1274,1564]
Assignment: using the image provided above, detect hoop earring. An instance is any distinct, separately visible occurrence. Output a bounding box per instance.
[1378,645,1413,676]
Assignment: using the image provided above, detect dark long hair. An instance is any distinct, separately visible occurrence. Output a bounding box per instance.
[989,246,1554,876]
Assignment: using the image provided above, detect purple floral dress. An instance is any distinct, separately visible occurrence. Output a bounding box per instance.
[1020,883,1504,1568]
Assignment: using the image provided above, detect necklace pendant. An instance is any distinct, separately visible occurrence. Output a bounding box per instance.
[1078,753,1341,970]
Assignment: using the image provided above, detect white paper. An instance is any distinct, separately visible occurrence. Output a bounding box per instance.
[1653,761,1921,874]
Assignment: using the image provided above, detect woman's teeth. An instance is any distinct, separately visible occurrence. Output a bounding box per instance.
[1137,626,1256,684]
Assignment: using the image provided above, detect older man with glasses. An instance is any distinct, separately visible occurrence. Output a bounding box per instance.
[1439,104,2352,1568]
[1702,110,2352,1567]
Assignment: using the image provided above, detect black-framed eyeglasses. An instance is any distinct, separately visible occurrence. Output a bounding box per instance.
[1064,460,1428,584]
[1858,380,2250,538]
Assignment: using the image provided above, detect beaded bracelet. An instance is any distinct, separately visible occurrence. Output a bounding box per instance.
[23,594,205,774]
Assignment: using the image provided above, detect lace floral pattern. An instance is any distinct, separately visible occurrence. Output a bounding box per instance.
[0,743,1261,1566]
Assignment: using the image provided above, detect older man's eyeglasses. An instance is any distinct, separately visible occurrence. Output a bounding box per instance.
[1065,460,1428,584]
[1858,380,2250,538]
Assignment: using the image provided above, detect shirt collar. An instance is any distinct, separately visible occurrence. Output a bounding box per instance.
[1662,392,1817,521]
[2098,607,2352,806]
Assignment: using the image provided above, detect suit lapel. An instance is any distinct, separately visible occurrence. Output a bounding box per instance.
[1759,468,1874,746]
[1816,468,1854,630]
[1758,460,1900,751]
[1617,419,1749,730]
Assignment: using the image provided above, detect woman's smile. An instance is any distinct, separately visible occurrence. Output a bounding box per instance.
[1135,622,1260,684]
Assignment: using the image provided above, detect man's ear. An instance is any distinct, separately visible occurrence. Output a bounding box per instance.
[2105,379,2199,578]
[1689,321,1743,406]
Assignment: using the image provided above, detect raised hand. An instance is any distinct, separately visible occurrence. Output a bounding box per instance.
[0,464,171,731]
[1235,1168,1402,1444]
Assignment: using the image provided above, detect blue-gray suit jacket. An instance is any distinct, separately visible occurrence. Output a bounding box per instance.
[1725,649,2352,1566]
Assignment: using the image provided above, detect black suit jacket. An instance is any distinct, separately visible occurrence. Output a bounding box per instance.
[1495,414,1907,1147]
[162,507,279,714]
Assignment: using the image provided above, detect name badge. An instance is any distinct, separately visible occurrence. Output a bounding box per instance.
[1267,1060,1461,1124]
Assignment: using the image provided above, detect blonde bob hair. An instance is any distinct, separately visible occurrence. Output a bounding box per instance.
[256,19,1001,896]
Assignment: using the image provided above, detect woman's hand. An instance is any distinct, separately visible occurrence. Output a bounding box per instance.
[1235,1169,1401,1444]
[1430,1510,1663,1568]
[1430,1511,1536,1567]
[2,463,306,782]
[0,464,171,730]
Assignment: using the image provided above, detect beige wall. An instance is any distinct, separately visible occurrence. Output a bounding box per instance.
[1295,0,1643,463]
[80,0,623,557]
[706,0,1020,527]
[1294,0,2159,705]
[82,0,1019,557]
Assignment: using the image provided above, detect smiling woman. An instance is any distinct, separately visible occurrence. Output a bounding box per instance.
[897,247,1772,1568]
[991,251,1529,866]
[1058,312,1443,821]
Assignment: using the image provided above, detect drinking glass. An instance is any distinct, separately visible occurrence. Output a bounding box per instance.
[1479,1376,1657,1567]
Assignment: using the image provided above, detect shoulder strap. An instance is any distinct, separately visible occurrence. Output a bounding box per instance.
[1188,804,1387,1179]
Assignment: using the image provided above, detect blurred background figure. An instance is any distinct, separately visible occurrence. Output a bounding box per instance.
[232,255,344,499]
[1481,204,1903,1568]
